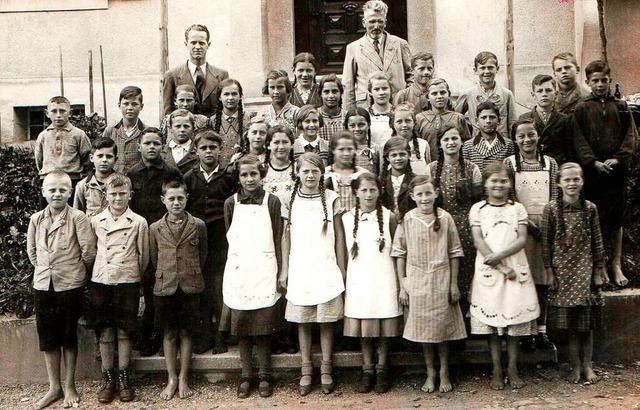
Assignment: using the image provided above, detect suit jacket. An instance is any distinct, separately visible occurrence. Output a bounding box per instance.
[150,213,208,296]
[161,141,199,174]
[342,33,412,111]
[381,171,417,222]
[162,61,229,116]
[518,109,574,164]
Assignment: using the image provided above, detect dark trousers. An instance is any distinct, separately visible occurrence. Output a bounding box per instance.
[198,220,228,342]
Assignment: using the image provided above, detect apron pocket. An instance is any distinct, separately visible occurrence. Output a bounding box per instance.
[477,264,500,287]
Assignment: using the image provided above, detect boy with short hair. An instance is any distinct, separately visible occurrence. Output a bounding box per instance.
[161,109,200,174]
[35,96,92,209]
[572,60,637,288]
[74,137,118,218]
[102,86,147,173]
[462,101,515,172]
[393,52,435,113]
[27,170,97,409]
[88,173,149,403]
[456,51,517,137]
[150,179,208,401]
[184,130,238,354]
[552,52,591,115]
[127,127,182,355]
[160,84,209,142]
[519,74,574,164]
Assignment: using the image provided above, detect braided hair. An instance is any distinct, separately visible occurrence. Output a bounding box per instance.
[213,79,245,145]
[367,71,394,107]
[344,107,377,173]
[433,124,470,204]
[264,124,296,180]
[554,162,590,249]
[288,153,329,236]
[408,175,441,231]
[391,102,421,160]
[329,130,358,170]
[241,116,270,155]
[381,136,413,182]
[510,118,545,172]
[350,172,386,259]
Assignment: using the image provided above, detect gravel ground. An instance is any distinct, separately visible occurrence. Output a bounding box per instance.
[1,362,640,409]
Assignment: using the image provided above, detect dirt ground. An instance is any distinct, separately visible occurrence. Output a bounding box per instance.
[1,362,639,410]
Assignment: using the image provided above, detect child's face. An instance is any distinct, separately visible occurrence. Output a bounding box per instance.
[413,59,435,87]
[346,115,370,143]
[514,123,539,156]
[393,110,415,139]
[301,112,320,140]
[355,179,379,211]
[46,102,71,128]
[238,163,262,193]
[268,77,289,105]
[477,109,499,135]
[484,171,511,201]
[333,137,356,166]
[558,167,583,198]
[268,132,292,162]
[42,175,72,211]
[532,81,556,109]
[474,58,498,86]
[119,96,143,120]
[106,184,132,214]
[161,187,188,217]
[138,133,163,162]
[427,83,449,110]
[410,182,438,214]
[297,162,322,191]
[220,84,241,112]
[440,129,462,156]
[369,79,391,106]
[248,124,268,152]
[294,62,316,89]
[171,116,194,144]
[175,91,196,111]
[185,29,209,62]
[321,81,341,109]
[91,147,117,175]
[552,58,578,87]
[196,139,220,169]
[387,148,409,172]
[586,72,611,98]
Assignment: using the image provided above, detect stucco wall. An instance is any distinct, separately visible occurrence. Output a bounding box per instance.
[605,0,640,95]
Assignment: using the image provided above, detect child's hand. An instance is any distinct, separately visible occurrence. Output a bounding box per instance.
[449,284,460,304]
[593,267,609,287]
[498,265,517,280]
[483,253,502,267]
[277,271,288,292]
[398,286,409,306]
[547,268,558,290]
[594,160,611,174]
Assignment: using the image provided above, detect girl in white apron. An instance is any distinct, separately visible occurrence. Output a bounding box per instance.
[342,172,402,394]
[505,118,558,351]
[367,71,394,147]
[222,155,284,399]
[279,153,347,396]
[325,131,369,214]
[469,162,540,390]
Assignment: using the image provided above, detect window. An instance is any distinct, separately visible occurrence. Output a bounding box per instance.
[13,105,86,141]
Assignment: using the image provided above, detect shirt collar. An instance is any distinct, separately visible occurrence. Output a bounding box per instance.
[44,204,70,222]
[98,206,134,222]
[236,187,266,204]
[141,159,165,170]
[223,112,237,121]
[187,60,207,78]
[562,200,584,209]
[169,139,192,150]
[367,32,386,47]
[200,165,220,181]
[46,122,73,132]
[298,136,319,148]
[585,92,615,102]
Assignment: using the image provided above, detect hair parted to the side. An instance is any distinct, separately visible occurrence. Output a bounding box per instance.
[213,78,245,140]
[350,172,386,258]
[288,153,329,235]
[294,104,325,131]
[474,51,499,68]
[185,24,210,42]
[264,124,296,179]
[262,69,293,96]
[140,127,162,140]
[318,74,344,108]
[510,118,545,172]
[329,130,358,169]
[105,172,132,191]
[584,60,611,79]
[193,129,223,148]
[531,74,555,91]
[169,108,195,127]
[554,162,590,249]
[381,136,412,182]
[161,175,188,196]
[237,154,268,178]
[476,101,500,119]
[390,102,421,160]
[367,71,394,106]
[119,86,143,103]
[409,175,440,231]
[92,137,118,156]
[425,78,454,111]
[411,52,434,69]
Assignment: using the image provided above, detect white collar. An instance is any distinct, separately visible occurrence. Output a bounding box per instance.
[200,165,219,181]
[169,139,192,150]
[298,136,319,148]
[187,60,207,80]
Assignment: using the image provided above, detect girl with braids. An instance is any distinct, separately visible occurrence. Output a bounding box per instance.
[279,153,346,396]
[391,102,431,175]
[317,74,346,142]
[229,117,268,167]
[416,78,471,161]
[469,162,539,391]
[160,84,209,143]
[210,79,245,169]
[262,125,296,211]
[541,163,608,384]
[345,107,380,174]
[504,118,558,350]
[342,172,401,394]
[427,124,482,308]
[289,52,322,108]
[391,175,466,394]
[292,105,330,166]
[380,137,417,223]
[367,71,394,146]
[325,131,368,214]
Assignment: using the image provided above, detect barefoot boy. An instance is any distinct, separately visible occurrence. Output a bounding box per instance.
[150,179,208,400]
[27,170,97,409]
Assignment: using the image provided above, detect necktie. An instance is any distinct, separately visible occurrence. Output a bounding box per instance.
[373,39,380,55]
[305,144,314,152]
[195,66,205,105]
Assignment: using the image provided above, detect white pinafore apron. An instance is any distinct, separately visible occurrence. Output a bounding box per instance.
[370,112,393,147]
[509,156,552,285]
[223,193,280,310]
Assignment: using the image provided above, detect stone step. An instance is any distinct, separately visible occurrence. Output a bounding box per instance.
[131,340,558,373]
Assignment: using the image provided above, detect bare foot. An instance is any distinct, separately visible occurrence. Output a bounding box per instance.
[35,387,63,409]
[62,384,80,408]
[439,369,453,393]
[179,375,194,399]
[583,365,600,384]
[507,368,525,389]
[567,367,581,384]
[611,264,629,287]
[160,377,178,400]
[490,369,505,390]
[421,376,436,393]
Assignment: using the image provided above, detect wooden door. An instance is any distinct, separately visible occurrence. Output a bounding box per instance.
[295,0,408,74]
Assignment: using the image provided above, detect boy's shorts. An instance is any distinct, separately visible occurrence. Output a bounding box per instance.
[85,282,140,337]
[154,287,201,335]
[34,286,83,351]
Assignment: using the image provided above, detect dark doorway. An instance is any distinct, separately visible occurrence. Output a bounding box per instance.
[294,0,408,74]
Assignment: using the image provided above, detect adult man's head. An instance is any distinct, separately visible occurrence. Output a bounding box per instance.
[184,24,210,65]
[362,0,388,41]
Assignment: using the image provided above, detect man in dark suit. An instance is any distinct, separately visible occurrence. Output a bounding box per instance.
[162,24,229,117]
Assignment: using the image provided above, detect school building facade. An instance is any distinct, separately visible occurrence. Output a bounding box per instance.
[0,0,636,144]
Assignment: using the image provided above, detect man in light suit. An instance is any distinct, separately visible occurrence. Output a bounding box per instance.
[162,24,229,117]
[342,0,412,111]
